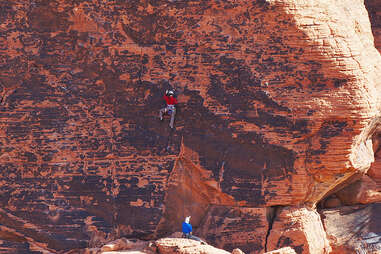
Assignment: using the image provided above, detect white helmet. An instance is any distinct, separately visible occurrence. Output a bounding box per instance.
[185,216,191,223]
[167,90,174,96]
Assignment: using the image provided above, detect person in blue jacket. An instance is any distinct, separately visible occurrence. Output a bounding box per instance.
[182,216,206,244]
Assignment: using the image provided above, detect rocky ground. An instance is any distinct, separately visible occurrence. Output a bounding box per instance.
[83,236,296,254]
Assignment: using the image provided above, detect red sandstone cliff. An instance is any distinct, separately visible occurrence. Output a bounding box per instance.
[0,0,380,253]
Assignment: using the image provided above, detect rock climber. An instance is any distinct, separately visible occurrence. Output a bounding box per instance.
[159,89,178,129]
[182,216,206,244]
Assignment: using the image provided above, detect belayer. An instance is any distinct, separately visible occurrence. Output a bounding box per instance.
[159,89,178,129]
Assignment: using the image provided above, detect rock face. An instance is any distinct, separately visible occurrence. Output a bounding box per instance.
[365,0,381,52]
[321,203,381,253]
[333,175,381,205]
[0,0,380,253]
[267,207,331,253]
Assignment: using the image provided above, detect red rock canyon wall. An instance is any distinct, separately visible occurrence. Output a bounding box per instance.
[0,0,380,253]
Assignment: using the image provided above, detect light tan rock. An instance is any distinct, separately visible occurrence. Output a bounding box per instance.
[101,238,133,252]
[264,247,297,254]
[231,248,245,254]
[101,238,148,253]
[155,237,230,254]
[83,248,101,254]
[267,207,331,254]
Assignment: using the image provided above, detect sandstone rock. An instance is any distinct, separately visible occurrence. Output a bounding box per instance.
[322,195,342,208]
[321,203,381,253]
[365,0,381,52]
[195,205,269,253]
[99,239,156,254]
[156,153,238,238]
[0,0,380,252]
[155,237,230,254]
[231,248,245,254]
[335,175,381,205]
[267,207,331,254]
[264,247,296,254]
[82,248,101,254]
[100,238,146,252]
[368,139,381,186]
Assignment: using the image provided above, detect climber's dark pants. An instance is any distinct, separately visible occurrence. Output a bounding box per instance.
[159,105,176,128]
[183,233,203,242]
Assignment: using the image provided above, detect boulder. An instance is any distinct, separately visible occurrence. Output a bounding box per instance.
[100,238,146,252]
[321,203,381,253]
[155,238,230,254]
[335,175,381,205]
[231,249,245,254]
[264,247,296,254]
[267,207,331,254]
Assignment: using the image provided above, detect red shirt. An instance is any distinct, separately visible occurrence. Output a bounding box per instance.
[163,95,178,105]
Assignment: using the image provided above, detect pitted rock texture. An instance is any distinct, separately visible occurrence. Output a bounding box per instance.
[0,0,381,253]
[93,237,295,254]
[155,238,230,254]
[196,206,269,253]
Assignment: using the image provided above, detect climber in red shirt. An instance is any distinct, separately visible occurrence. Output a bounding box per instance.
[159,89,178,128]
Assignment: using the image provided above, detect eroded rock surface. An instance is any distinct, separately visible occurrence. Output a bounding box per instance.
[365,0,381,52]
[334,175,381,205]
[321,203,381,253]
[267,207,331,254]
[92,237,296,254]
[0,0,380,253]
[264,247,297,254]
[155,238,230,254]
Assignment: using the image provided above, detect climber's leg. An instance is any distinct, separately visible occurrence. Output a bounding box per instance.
[169,107,176,128]
[189,235,201,241]
[189,235,206,244]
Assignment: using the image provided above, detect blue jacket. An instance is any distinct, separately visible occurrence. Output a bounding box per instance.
[182,222,192,234]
